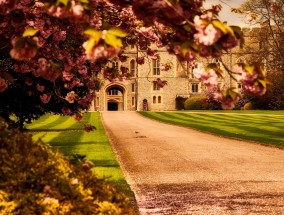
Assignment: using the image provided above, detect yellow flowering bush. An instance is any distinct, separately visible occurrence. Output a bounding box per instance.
[0,118,136,215]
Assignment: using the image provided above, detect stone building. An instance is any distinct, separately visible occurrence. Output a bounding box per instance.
[91,44,202,111]
[91,28,261,111]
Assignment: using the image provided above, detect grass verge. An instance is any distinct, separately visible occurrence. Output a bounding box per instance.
[27,112,138,212]
[139,110,284,148]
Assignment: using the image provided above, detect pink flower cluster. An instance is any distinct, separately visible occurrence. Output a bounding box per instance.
[0,77,8,92]
[235,64,267,96]
[160,62,172,71]
[40,94,51,104]
[84,44,119,62]
[214,89,240,110]
[65,91,77,103]
[83,124,96,132]
[193,64,219,87]
[156,78,167,88]
[194,21,222,46]
[10,37,38,61]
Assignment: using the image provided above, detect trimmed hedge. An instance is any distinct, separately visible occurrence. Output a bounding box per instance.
[243,102,253,110]
[0,118,136,215]
[184,96,207,110]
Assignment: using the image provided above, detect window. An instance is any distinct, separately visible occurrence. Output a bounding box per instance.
[131,83,135,92]
[131,44,135,49]
[96,97,99,106]
[130,59,135,76]
[132,97,135,106]
[191,64,198,78]
[158,96,161,104]
[108,89,118,95]
[112,61,119,70]
[192,83,199,93]
[153,59,160,75]
[153,82,160,91]
[153,96,156,104]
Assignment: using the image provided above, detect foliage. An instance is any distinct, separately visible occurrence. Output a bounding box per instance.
[243,102,253,110]
[0,0,270,129]
[0,118,137,215]
[175,97,187,110]
[139,111,284,148]
[203,87,222,110]
[184,96,207,110]
[250,70,284,110]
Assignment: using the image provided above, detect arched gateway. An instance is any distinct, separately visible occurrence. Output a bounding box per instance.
[105,84,125,111]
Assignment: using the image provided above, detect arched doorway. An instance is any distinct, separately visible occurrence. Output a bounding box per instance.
[108,100,118,111]
[106,85,125,111]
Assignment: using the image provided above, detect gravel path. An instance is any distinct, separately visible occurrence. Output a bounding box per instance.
[101,111,284,215]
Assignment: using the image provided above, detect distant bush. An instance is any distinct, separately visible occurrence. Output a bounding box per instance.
[175,97,187,110]
[243,102,253,110]
[184,96,207,110]
[0,118,136,215]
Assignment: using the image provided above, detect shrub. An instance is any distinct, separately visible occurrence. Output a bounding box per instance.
[0,118,136,215]
[184,96,207,110]
[243,102,253,110]
[175,97,187,110]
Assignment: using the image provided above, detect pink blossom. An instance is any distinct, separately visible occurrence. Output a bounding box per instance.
[119,76,127,82]
[0,77,8,92]
[193,64,218,87]
[63,71,74,81]
[83,124,96,132]
[160,63,172,71]
[120,66,128,74]
[62,107,72,115]
[235,65,267,96]
[0,0,17,15]
[42,70,60,82]
[53,31,66,43]
[36,84,45,92]
[119,55,128,62]
[147,49,157,56]
[65,91,77,103]
[137,27,159,42]
[82,160,94,170]
[156,78,167,88]
[136,57,145,65]
[10,38,38,61]
[214,91,239,110]
[78,98,89,108]
[84,44,119,61]
[74,113,82,122]
[72,4,84,16]
[270,4,280,13]
[87,81,96,89]
[40,94,51,104]
[195,24,222,46]
[78,66,88,76]
[64,63,73,72]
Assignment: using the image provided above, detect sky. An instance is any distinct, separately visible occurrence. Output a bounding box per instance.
[204,0,248,27]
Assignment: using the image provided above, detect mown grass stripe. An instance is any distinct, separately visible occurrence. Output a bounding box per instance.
[139,111,284,148]
[27,115,61,129]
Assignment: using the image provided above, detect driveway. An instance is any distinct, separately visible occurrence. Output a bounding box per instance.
[101,111,284,214]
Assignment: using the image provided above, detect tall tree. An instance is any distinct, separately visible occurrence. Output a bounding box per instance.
[0,0,269,128]
[239,0,284,109]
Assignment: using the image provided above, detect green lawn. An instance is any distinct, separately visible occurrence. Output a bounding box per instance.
[139,110,284,148]
[27,112,137,207]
